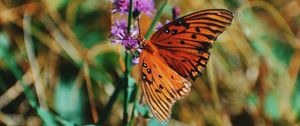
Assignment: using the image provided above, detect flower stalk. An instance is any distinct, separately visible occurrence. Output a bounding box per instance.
[122,0,133,125]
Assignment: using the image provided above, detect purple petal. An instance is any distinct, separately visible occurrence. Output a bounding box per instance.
[132,57,139,65]
[155,22,163,30]
[112,0,156,17]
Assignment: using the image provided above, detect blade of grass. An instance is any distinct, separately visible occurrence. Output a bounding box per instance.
[99,77,123,125]
[207,59,222,126]
[144,0,167,39]
[3,56,37,108]
[3,48,59,125]
[23,12,58,126]
[23,12,78,126]
[83,63,99,123]
[41,15,82,64]
[24,12,48,109]
[0,70,32,109]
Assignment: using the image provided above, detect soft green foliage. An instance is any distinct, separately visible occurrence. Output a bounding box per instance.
[147,118,167,126]
[292,73,300,120]
[55,77,85,124]
[264,92,280,120]
[0,32,9,58]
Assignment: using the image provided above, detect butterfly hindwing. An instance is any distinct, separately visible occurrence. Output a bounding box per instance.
[150,9,233,80]
[139,51,191,122]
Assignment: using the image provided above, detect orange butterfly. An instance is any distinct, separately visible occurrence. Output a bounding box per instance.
[137,9,233,122]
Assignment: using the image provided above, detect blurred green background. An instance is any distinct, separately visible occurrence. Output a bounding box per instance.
[0,0,300,125]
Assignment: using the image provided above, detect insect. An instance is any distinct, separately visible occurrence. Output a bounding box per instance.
[137,9,233,122]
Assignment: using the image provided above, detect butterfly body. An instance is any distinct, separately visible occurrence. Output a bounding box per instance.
[138,9,233,122]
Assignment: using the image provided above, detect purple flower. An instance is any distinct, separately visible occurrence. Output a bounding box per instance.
[111,19,139,50]
[155,22,163,30]
[172,6,181,19]
[155,20,170,30]
[111,19,127,38]
[132,57,139,65]
[112,0,156,17]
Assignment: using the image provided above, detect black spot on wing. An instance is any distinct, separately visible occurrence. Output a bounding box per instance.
[165,28,170,34]
[147,68,151,74]
[191,34,197,39]
[180,40,185,45]
[195,27,200,32]
[159,84,164,89]
[174,18,190,28]
[171,29,178,35]
[143,63,147,67]
[158,75,162,78]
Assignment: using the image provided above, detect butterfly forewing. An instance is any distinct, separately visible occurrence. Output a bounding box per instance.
[139,51,191,122]
[150,9,233,80]
[151,9,233,41]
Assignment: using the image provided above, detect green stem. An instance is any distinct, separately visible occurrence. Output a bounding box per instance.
[127,0,133,33]
[145,0,168,39]
[128,84,140,126]
[122,0,133,125]
[122,52,130,126]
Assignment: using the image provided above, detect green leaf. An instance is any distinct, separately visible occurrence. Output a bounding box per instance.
[93,52,120,83]
[95,52,120,72]
[89,67,110,84]
[264,92,280,120]
[0,32,10,59]
[271,38,294,65]
[37,108,57,126]
[246,93,258,108]
[292,91,300,120]
[291,73,300,120]
[147,118,167,126]
[137,104,150,117]
[73,25,105,48]
[80,0,102,12]
[54,76,85,124]
[44,0,68,10]
[128,76,137,103]
[224,0,244,10]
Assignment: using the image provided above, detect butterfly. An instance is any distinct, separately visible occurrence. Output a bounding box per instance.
[137,9,233,122]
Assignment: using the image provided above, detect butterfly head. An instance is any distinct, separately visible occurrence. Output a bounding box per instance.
[137,34,147,48]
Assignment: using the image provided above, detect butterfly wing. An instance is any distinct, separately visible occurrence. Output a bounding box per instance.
[150,9,233,80]
[139,50,191,122]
